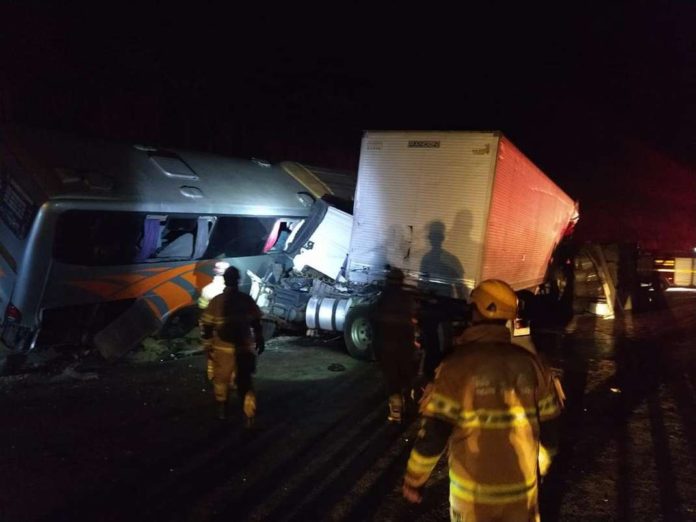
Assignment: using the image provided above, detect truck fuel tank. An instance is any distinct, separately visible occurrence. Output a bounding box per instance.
[305,296,353,332]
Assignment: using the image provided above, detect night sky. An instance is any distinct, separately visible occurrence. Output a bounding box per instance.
[1,3,695,252]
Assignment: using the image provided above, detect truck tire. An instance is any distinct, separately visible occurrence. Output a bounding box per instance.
[343,304,374,361]
[261,318,277,340]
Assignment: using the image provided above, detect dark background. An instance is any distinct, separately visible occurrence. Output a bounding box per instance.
[1,3,694,252]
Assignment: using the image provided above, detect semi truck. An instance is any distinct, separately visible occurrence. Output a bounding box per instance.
[251,131,579,359]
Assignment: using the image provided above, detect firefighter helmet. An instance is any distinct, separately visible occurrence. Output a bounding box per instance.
[224,266,241,286]
[470,279,517,320]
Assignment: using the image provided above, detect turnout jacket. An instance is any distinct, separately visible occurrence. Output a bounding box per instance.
[200,287,263,353]
[405,323,561,509]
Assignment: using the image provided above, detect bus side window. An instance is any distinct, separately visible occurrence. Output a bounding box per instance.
[264,220,299,253]
[155,217,196,258]
[138,216,211,261]
[205,216,278,258]
[54,210,143,266]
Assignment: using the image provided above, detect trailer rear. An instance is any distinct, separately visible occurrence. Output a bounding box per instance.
[347,131,576,295]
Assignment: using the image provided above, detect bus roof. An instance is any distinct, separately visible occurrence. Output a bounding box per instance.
[1,127,316,217]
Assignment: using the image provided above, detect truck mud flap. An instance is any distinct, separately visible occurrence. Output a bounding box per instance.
[94,299,162,360]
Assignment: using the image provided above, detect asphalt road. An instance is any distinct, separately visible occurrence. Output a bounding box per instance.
[1,291,695,522]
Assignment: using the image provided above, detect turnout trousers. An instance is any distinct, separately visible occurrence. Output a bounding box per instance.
[210,343,236,403]
[450,496,539,522]
[210,345,256,403]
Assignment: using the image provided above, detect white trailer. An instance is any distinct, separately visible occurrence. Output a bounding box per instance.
[348,130,576,293]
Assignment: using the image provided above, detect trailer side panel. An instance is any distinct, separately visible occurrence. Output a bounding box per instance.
[481,136,575,290]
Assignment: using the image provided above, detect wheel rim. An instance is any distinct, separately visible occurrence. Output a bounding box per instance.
[350,316,372,352]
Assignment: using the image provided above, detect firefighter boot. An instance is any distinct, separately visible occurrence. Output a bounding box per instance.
[388,393,403,423]
[243,391,256,429]
[216,400,227,420]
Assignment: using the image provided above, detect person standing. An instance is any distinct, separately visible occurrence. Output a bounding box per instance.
[198,260,230,381]
[370,267,418,423]
[403,279,561,521]
[200,266,265,426]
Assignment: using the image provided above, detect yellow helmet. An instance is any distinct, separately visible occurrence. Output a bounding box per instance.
[470,279,517,320]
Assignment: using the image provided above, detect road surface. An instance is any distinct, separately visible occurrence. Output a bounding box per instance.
[1,291,695,521]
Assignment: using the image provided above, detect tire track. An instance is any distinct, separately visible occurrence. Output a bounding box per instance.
[47,361,378,522]
[329,423,418,521]
[240,393,387,521]
[146,365,384,522]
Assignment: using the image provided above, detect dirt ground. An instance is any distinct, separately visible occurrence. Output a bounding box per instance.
[1,291,695,522]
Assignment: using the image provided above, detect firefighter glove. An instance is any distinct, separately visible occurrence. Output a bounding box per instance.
[538,444,554,477]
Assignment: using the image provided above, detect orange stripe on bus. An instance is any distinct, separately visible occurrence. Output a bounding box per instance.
[112,263,196,300]
[152,281,194,311]
[70,263,202,300]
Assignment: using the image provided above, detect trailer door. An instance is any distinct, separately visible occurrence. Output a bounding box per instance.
[348,131,499,296]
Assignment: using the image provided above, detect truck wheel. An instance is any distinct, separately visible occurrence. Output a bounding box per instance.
[261,318,277,340]
[343,304,374,360]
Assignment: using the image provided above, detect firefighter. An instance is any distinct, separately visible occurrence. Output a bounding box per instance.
[370,267,418,423]
[200,266,265,425]
[402,279,561,521]
[198,260,230,381]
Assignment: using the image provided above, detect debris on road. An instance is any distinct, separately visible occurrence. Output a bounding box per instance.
[50,364,100,383]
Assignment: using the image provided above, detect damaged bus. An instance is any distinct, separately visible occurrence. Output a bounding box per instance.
[0,127,334,358]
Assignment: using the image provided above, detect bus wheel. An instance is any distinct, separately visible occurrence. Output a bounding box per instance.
[159,306,199,339]
[343,304,374,361]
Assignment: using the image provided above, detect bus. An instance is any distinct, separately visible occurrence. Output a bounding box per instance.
[0,127,332,357]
